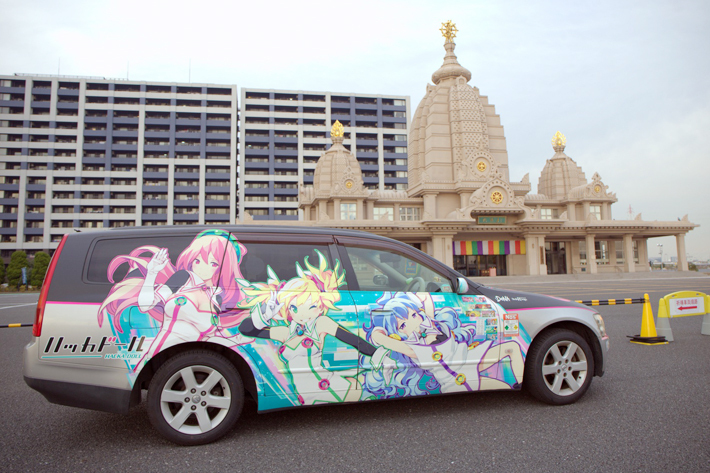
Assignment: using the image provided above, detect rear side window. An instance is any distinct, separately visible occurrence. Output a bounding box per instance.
[87,237,195,283]
[237,242,336,288]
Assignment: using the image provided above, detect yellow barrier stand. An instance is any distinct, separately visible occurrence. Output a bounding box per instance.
[655,291,710,343]
[628,293,668,345]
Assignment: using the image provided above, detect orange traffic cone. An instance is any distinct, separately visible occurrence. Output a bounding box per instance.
[628,293,668,345]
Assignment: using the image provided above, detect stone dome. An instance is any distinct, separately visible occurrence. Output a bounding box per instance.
[537,133,587,201]
[311,124,369,199]
[408,40,511,198]
[432,42,472,85]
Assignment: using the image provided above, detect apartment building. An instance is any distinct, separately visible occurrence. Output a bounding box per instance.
[0,74,238,258]
[239,89,409,220]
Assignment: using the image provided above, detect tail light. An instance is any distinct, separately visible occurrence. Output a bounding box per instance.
[33,235,68,337]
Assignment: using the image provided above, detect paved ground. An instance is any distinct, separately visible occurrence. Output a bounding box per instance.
[1,274,709,472]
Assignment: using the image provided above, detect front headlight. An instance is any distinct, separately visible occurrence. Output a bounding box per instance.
[593,313,607,337]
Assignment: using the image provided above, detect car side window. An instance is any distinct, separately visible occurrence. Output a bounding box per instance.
[341,245,453,292]
[235,242,335,289]
[86,236,195,283]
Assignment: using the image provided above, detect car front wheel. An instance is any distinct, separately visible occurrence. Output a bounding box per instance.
[147,350,244,445]
[524,329,595,405]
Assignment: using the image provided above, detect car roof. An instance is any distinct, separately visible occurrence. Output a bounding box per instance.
[67,225,399,243]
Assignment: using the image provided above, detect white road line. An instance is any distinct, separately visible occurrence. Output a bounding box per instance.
[0,303,36,310]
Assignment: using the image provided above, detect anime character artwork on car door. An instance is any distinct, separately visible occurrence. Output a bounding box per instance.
[359,292,528,400]
[96,229,531,411]
[98,229,251,374]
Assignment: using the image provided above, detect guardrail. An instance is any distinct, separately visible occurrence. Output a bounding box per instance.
[575,297,646,306]
[0,323,32,328]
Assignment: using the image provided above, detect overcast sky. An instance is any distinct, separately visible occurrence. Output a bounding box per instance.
[2,0,708,260]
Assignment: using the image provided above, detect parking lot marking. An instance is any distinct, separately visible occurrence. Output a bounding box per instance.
[0,303,36,310]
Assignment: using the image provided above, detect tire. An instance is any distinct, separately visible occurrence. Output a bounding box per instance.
[524,329,595,405]
[147,350,244,446]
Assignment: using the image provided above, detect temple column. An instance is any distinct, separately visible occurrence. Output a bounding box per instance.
[366,200,374,220]
[356,199,364,220]
[524,235,547,275]
[318,200,327,221]
[431,234,455,267]
[676,234,689,271]
[442,234,453,267]
[602,202,611,220]
[585,234,597,274]
[566,203,576,221]
[423,193,438,219]
[582,201,590,219]
[623,234,635,273]
[333,198,341,220]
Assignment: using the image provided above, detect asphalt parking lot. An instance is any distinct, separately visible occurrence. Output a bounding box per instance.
[1,275,709,472]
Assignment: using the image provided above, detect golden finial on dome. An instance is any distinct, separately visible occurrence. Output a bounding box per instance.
[331,120,344,138]
[440,20,457,43]
[551,131,566,148]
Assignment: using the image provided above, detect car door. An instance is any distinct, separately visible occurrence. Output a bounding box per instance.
[335,236,502,399]
[224,232,361,408]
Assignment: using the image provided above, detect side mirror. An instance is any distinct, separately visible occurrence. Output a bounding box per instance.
[456,277,469,294]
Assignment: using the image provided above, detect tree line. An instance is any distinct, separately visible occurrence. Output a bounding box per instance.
[0,251,50,289]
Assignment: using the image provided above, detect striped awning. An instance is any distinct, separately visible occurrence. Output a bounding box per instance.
[454,240,526,256]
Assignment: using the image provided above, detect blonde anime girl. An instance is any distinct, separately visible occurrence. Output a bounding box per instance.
[238,250,380,406]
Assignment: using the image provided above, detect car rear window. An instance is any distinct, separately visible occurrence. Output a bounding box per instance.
[86,236,195,283]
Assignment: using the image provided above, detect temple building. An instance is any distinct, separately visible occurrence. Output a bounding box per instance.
[294,22,698,276]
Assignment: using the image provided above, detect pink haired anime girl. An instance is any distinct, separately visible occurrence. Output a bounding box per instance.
[98,230,249,372]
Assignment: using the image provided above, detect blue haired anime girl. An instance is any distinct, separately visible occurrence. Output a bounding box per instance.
[362,292,523,399]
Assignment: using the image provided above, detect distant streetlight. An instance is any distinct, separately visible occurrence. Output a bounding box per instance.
[657,243,664,269]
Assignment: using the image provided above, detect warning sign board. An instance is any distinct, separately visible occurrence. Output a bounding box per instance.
[669,296,706,317]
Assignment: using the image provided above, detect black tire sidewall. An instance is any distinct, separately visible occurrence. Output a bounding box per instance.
[147,350,244,446]
[524,329,595,405]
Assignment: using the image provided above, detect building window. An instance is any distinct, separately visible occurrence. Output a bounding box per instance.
[400,207,420,221]
[275,209,298,216]
[373,207,394,221]
[247,208,269,216]
[540,208,558,219]
[340,203,356,220]
[205,208,229,214]
[595,240,609,265]
[590,204,602,220]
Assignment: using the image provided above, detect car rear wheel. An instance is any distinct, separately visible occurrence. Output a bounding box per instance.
[524,329,594,405]
[147,350,244,445]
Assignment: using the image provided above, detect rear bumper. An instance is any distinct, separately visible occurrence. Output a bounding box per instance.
[24,376,132,414]
[23,337,133,414]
